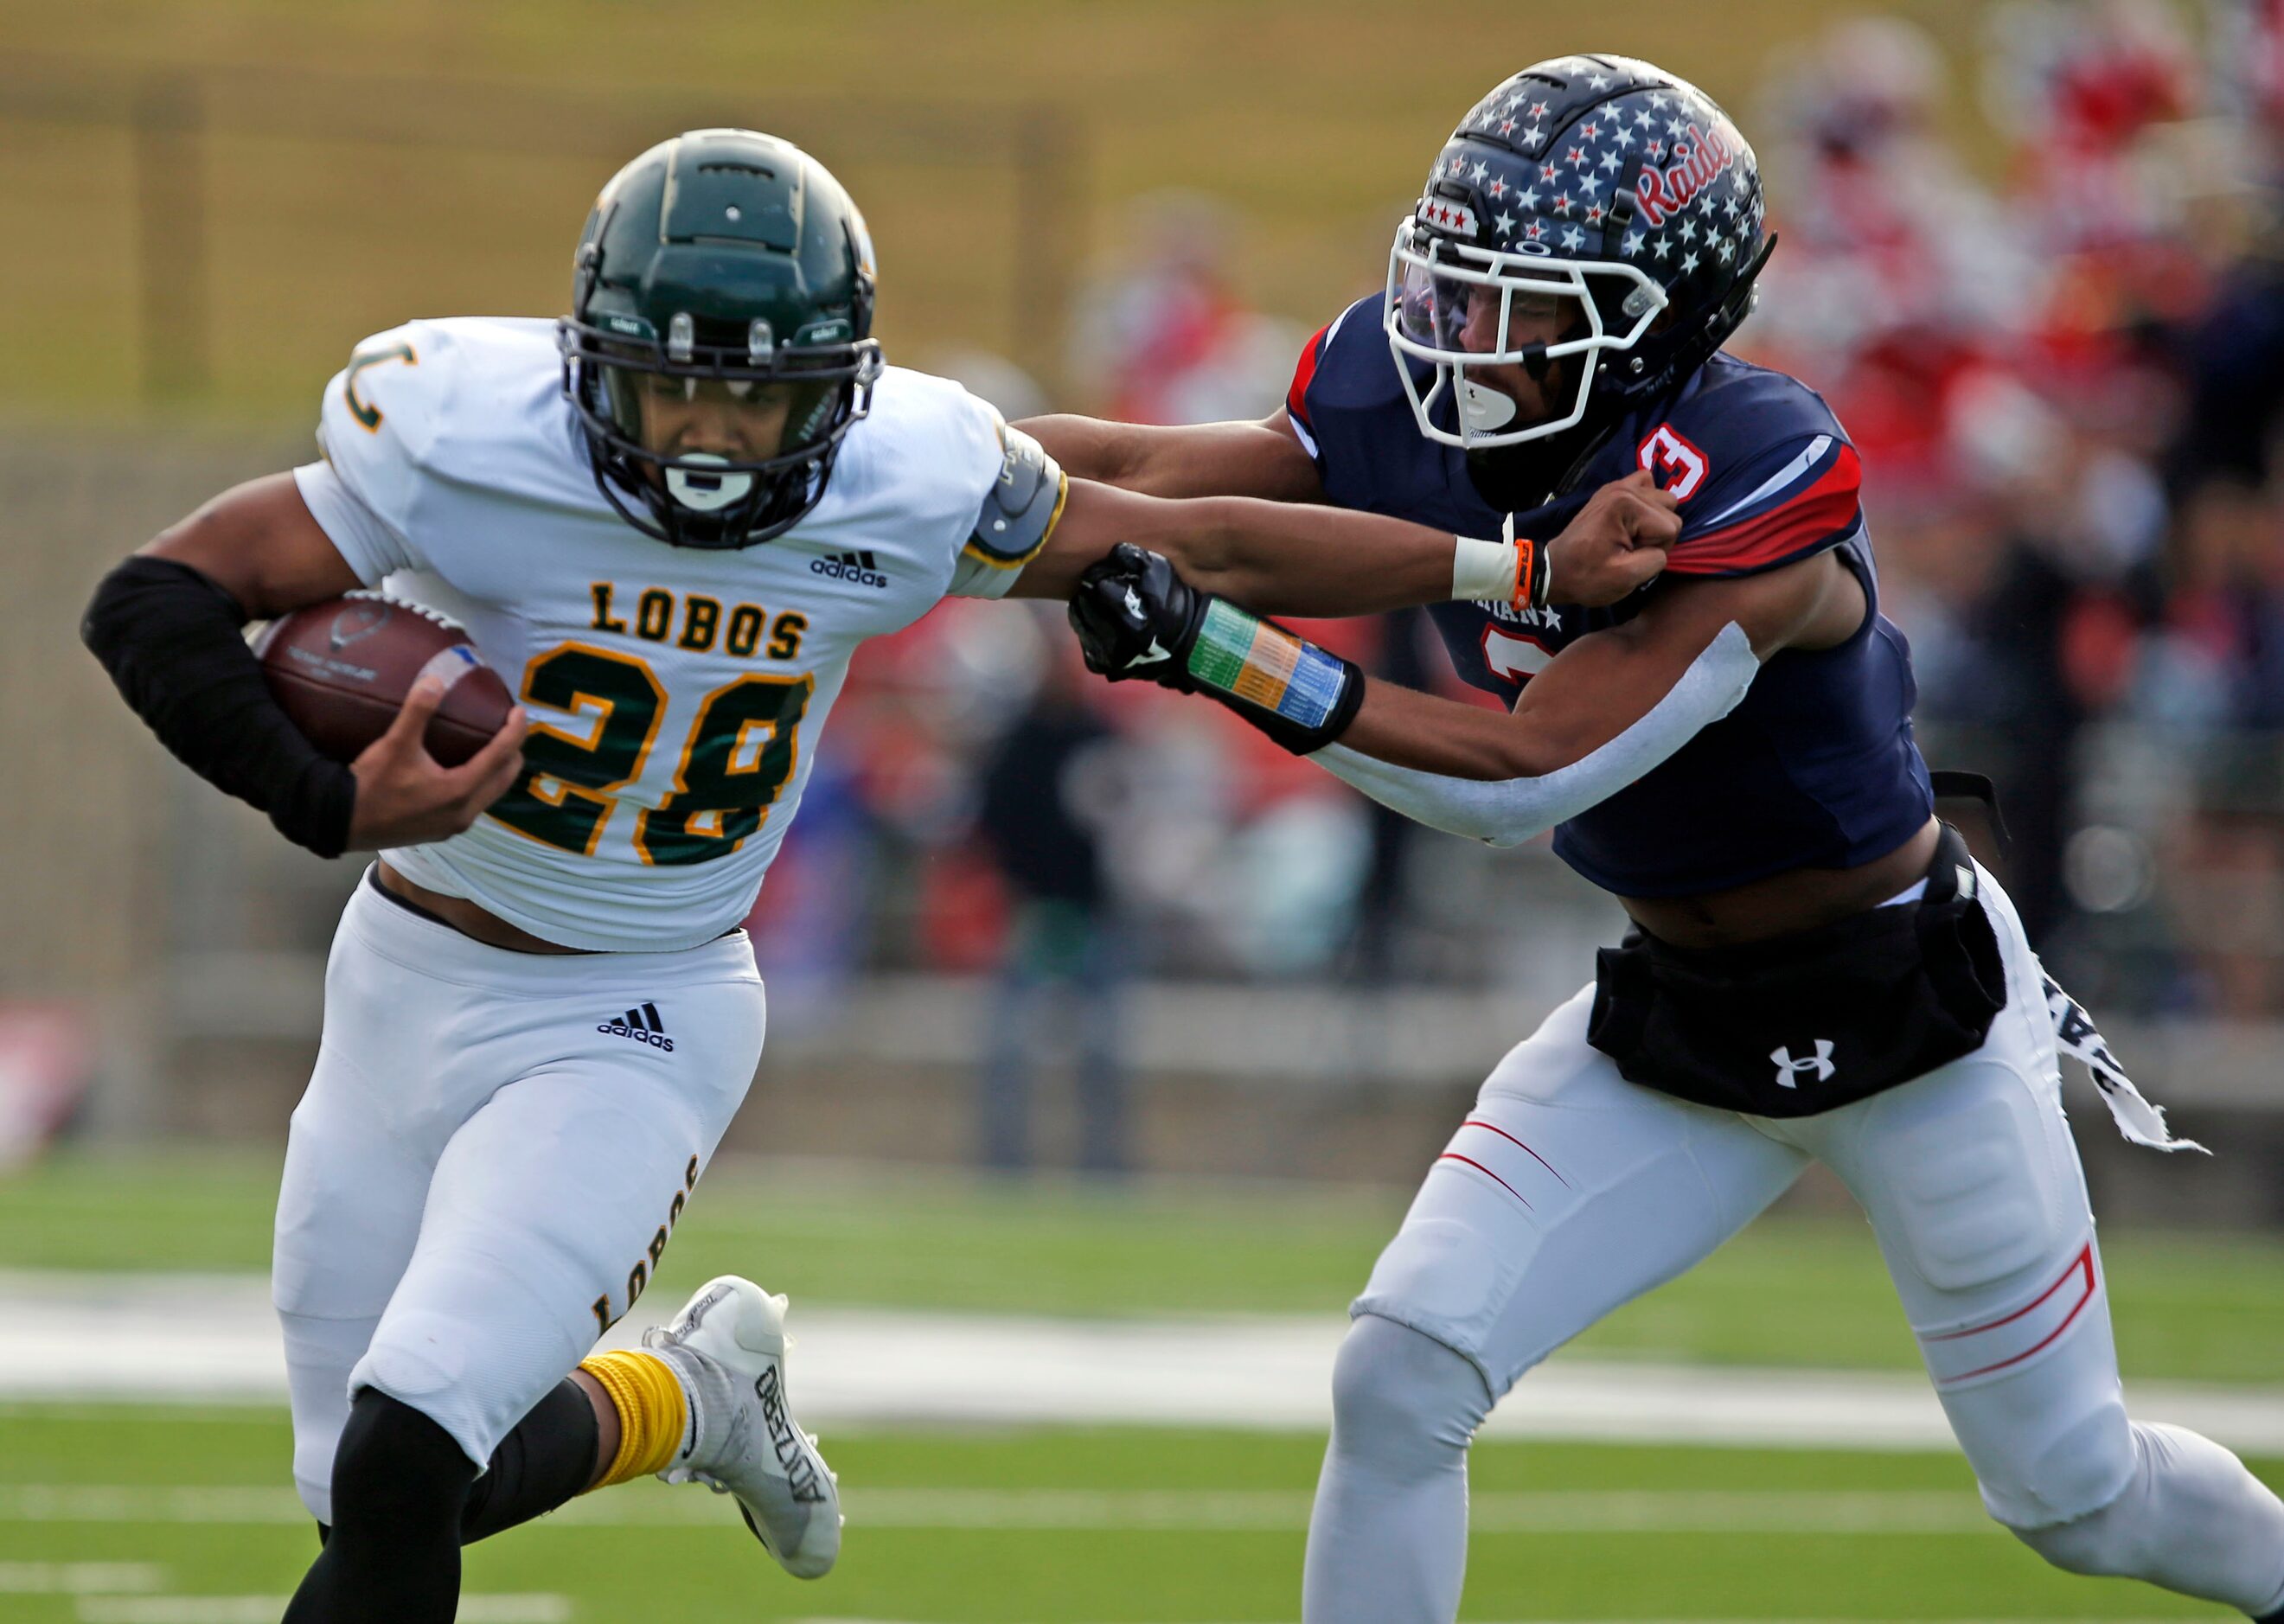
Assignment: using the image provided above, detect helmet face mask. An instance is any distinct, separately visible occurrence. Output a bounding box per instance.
[1385,215,1668,448]
[559,129,884,550]
[561,319,882,549]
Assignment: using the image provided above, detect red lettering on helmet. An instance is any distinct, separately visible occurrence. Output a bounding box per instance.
[1635,125,1737,232]
[1635,166,1673,226]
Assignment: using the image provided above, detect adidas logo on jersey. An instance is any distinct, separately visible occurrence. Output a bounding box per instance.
[600,1001,675,1052]
[811,550,889,588]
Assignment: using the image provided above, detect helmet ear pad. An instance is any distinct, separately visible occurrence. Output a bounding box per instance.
[1622,232,1777,403]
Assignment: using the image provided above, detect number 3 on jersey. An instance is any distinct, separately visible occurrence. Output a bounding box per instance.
[486,645,813,865]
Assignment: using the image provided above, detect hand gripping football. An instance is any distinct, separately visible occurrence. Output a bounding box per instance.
[253,592,513,766]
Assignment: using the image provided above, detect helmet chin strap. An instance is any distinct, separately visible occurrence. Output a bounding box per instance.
[664,451,756,513]
[1458,375,1519,433]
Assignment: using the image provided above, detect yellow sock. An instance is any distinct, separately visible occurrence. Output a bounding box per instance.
[579,1349,688,1490]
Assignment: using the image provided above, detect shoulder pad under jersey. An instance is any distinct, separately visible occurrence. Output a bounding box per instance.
[1632,360,1863,579]
[1283,294,1392,457]
[314,320,460,539]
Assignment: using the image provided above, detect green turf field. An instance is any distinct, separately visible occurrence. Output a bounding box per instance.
[4,1149,2279,1381]
[2,1154,2278,1621]
[2,1408,2268,1623]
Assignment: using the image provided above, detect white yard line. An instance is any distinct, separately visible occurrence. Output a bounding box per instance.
[2,1272,2281,1453]
[0,1562,164,1594]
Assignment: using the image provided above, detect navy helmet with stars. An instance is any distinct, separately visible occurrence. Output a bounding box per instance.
[1385,54,1774,449]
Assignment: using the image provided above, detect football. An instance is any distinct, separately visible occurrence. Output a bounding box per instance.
[253,592,514,767]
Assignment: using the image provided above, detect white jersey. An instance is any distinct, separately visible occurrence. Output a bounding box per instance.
[296,316,1040,951]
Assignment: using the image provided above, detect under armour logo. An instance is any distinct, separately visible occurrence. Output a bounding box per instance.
[1770,1040,1836,1088]
[1123,586,1146,620]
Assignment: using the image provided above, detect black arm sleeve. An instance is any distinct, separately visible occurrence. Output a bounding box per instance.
[80,556,357,858]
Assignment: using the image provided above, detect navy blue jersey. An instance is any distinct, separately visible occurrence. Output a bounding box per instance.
[1288,295,1933,898]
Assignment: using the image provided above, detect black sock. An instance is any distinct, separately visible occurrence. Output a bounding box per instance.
[461,1378,600,1543]
[284,1390,475,1624]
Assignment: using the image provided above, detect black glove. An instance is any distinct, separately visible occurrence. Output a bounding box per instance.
[1068,542,1207,687]
[1066,542,1365,754]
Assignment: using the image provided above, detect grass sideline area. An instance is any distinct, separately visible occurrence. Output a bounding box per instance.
[0,1405,2265,1622]
[4,1154,2276,1619]
[4,1149,2281,1382]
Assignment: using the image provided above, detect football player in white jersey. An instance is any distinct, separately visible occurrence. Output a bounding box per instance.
[81,128,1679,1622]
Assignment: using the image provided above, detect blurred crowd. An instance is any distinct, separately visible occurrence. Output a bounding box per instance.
[1745,0,2284,1017]
[744,3,2284,1170]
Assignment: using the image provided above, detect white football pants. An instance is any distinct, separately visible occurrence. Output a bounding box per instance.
[1307,862,2284,1623]
[272,873,764,1523]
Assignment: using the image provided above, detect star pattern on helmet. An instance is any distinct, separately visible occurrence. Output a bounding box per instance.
[1432,82,1766,276]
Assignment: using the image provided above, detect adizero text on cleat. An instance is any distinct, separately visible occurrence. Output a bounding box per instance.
[646,1275,842,1579]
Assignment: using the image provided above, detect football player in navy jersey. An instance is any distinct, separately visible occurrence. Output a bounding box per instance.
[1030,53,2284,1624]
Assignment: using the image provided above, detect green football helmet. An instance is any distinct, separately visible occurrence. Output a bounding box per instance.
[559,129,884,549]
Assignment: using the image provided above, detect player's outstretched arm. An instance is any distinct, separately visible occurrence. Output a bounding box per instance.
[1017,408,1324,503]
[1335,556,1846,778]
[1068,543,1857,846]
[81,473,527,856]
[1012,470,1679,616]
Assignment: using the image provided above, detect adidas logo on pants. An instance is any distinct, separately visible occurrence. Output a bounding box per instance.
[600,1001,675,1052]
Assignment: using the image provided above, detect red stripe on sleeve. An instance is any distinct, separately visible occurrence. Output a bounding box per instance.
[1286,324,1330,429]
[1665,443,1861,576]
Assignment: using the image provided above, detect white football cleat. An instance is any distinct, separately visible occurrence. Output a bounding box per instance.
[645,1276,841,1579]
